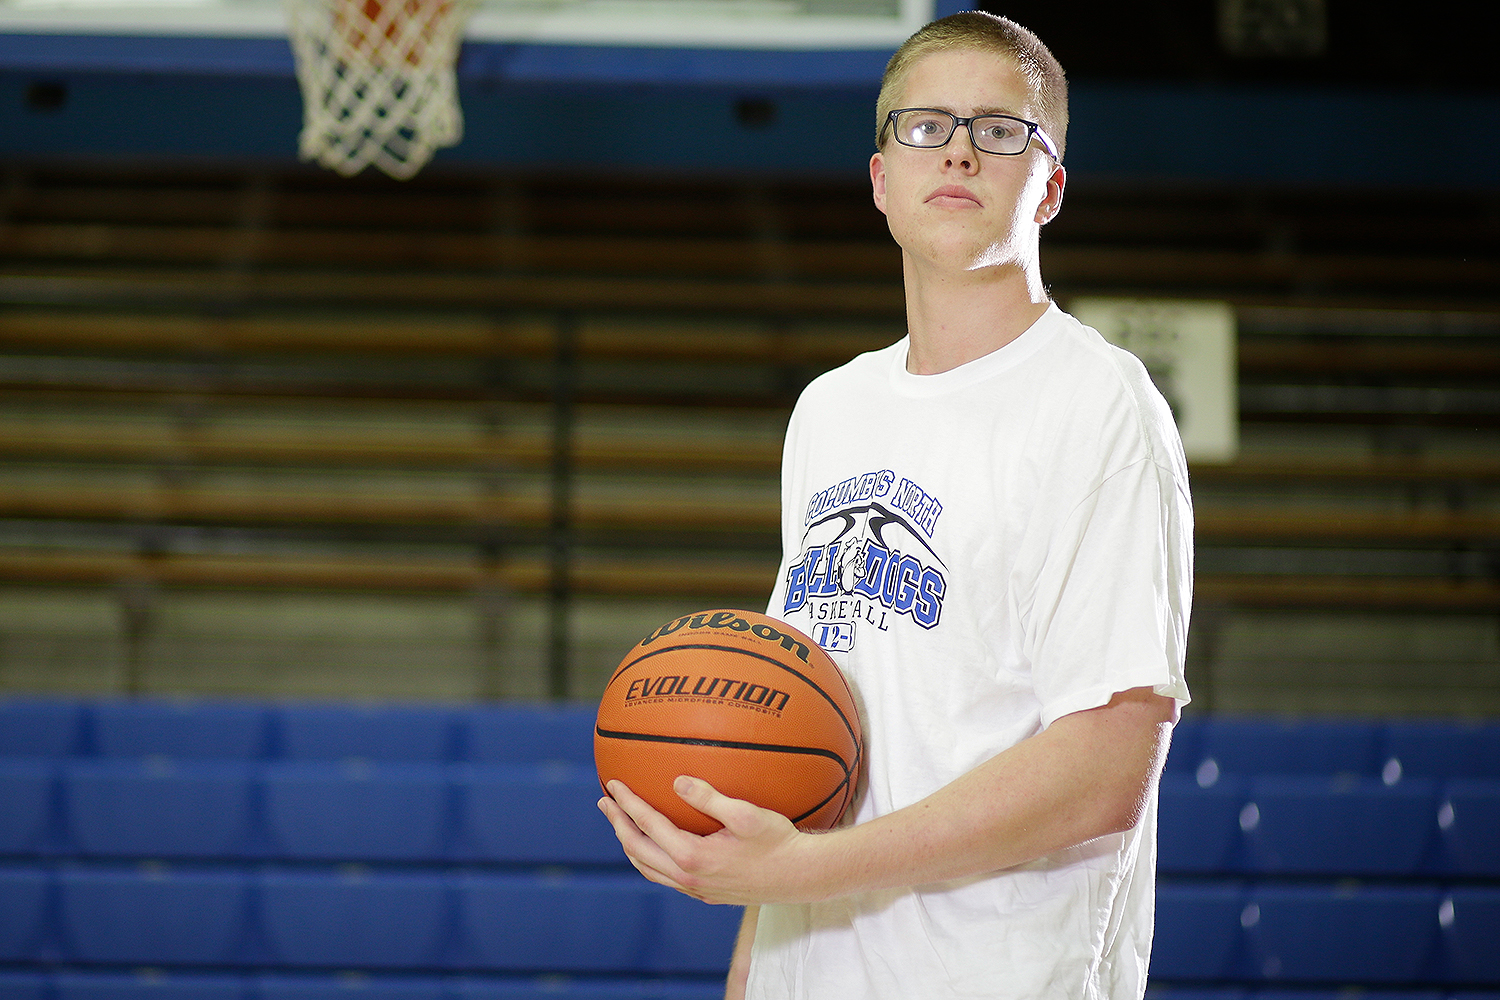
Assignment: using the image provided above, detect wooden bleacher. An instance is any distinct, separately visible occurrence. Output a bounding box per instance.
[2,165,1498,698]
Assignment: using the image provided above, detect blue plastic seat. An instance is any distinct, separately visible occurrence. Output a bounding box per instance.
[463,704,597,765]
[1254,992,1444,1000]
[453,763,618,865]
[1157,774,1247,874]
[1199,718,1384,777]
[0,758,57,855]
[1161,716,1209,776]
[1443,888,1500,984]
[1243,884,1441,982]
[92,700,269,760]
[454,872,652,973]
[1142,989,1248,1000]
[1383,720,1500,779]
[255,973,447,999]
[259,868,450,970]
[1150,882,1246,981]
[0,865,51,962]
[64,760,258,859]
[275,704,460,763]
[52,969,250,999]
[58,864,252,966]
[1439,779,1500,876]
[646,888,743,975]
[1240,774,1438,875]
[261,761,449,862]
[0,970,49,1000]
[648,980,734,1000]
[448,979,664,999]
[0,698,85,756]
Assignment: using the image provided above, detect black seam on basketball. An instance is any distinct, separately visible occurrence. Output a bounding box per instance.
[609,642,861,751]
[596,726,854,774]
[790,771,853,826]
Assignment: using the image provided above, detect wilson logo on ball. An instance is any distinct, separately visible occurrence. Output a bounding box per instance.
[638,610,813,663]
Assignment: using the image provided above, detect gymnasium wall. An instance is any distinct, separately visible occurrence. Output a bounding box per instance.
[0,11,1498,713]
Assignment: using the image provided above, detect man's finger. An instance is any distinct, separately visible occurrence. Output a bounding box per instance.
[625,849,688,893]
[674,775,780,840]
[598,788,685,880]
[607,778,706,850]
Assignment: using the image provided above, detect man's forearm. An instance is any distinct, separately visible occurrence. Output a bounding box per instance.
[797,686,1174,900]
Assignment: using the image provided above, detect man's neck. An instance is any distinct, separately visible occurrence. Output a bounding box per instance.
[901,255,1051,376]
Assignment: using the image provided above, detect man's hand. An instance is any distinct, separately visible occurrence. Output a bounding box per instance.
[598,776,833,906]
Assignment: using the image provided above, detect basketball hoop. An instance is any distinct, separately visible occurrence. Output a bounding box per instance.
[284,0,478,180]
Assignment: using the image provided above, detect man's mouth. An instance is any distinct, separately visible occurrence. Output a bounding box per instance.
[926,185,982,207]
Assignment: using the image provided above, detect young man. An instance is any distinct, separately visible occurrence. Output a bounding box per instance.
[599,12,1193,999]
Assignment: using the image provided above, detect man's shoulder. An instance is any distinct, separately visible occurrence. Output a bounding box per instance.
[1045,309,1160,402]
[1039,309,1188,475]
[799,338,905,397]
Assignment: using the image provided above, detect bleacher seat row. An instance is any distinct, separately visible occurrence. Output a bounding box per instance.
[0,699,602,765]
[0,862,740,975]
[0,968,729,1000]
[3,700,1495,875]
[0,866,1495,985]
[0,757,1494,875]
[1151,882,1500,984]
[1158,773,1499,877]
[5,701,1499,773]
[0,757,617,864]
[0,982,1496,1000]
[2,698,1499,998]
[5,699,1499,774]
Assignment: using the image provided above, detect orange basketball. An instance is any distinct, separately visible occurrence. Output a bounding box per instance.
[595,609,863,836]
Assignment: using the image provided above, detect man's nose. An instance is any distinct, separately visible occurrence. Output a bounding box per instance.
[944,126,979,172]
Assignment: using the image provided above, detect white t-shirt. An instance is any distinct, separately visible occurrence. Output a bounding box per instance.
[750,303,1193,1000]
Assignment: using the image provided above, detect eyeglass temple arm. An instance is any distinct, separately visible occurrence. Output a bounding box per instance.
[1032,126,1061,161]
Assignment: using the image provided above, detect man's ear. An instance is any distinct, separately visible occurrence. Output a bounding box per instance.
[870,151,888,216]
[1035,161,1065,225]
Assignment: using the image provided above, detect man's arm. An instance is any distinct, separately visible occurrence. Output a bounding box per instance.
[725,905,757,1000]
[599,685,1174,907]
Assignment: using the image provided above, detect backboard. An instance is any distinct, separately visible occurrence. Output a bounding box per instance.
[0,0,940,50]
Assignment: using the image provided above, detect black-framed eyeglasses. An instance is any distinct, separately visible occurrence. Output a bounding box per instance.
[881,108,1059,161]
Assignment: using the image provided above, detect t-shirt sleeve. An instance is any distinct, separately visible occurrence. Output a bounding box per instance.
[1021,456,1193,729]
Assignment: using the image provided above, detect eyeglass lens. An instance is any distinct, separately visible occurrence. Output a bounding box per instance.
[890,110,1035,155]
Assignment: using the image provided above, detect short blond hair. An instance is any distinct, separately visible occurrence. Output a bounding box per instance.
[875,11,1069,161]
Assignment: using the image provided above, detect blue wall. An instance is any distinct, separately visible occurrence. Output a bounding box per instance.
[3,32,1499,188]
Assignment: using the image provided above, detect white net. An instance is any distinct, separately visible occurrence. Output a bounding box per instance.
[285,0,478,180]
